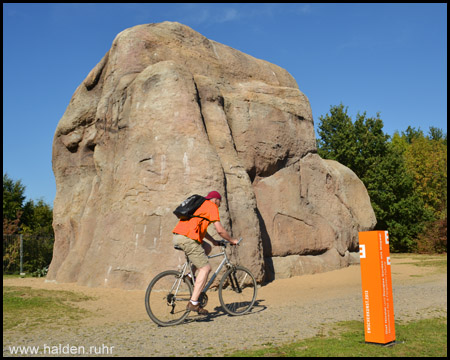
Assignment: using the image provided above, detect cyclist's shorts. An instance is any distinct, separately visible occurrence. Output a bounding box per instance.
[173,234,209,269]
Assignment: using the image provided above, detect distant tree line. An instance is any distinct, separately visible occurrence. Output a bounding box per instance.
[317,104,447,253]
[3,173,54,237]
[3,173,54,274]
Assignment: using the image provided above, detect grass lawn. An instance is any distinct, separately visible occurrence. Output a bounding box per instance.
[227,317,447,357]
[3,286,95,331]
[228,253,447,357]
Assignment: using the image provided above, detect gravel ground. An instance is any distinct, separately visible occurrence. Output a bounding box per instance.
[3,257,447,357]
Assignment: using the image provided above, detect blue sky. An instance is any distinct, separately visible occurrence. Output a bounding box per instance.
[3,3,447,205]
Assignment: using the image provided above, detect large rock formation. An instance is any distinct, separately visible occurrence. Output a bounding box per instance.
[48,22,376,289]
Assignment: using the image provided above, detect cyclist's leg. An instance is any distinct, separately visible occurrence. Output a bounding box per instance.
[184,241,211,314]
[187,263,210,315]
[187,243,210,302]
[191,263,211,301]
[173,235,210,311]
[191,241,212,276]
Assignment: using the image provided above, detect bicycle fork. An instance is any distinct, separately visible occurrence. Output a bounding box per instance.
[228,270,243,294]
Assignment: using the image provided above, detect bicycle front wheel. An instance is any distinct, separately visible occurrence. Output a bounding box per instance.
[218,266,257,316]
[145,270,193,326]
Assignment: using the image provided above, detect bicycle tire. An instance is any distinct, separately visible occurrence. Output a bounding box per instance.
[218,266,257,316]
[145,270,193,326]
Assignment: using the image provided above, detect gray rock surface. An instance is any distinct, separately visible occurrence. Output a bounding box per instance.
[48,22,376,289]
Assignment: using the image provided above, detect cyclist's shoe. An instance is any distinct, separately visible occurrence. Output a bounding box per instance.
[186,302,209,315]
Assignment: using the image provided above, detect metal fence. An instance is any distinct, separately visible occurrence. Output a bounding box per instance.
[3,234,54,275]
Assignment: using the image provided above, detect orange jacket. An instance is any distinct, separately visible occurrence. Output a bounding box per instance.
[172,200,220,243]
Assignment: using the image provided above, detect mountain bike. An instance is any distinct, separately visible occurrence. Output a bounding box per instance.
[145,237,257,326]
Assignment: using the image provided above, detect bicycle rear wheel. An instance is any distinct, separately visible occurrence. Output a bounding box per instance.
[145,270,193,326]
[218,266,257,316]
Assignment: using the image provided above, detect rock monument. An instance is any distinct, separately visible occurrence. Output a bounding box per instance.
[47,22,376,289]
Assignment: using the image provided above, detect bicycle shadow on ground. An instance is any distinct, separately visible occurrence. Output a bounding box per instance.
[184,299,267,324]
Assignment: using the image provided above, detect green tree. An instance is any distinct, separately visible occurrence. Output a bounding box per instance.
[3,173,26,222]
[401,126,424,144]
[317,105,431,252]
[317,104,357,167]
[404,134,447,219]
[395,128,447,253]
[317,104,390,180]
[391,131,409,155]
[352,110,390,180]
[3,174,55,274]
[21,199,54,237]
[428,126,447,144]
[364,143,433,251]
[3,173,54,236]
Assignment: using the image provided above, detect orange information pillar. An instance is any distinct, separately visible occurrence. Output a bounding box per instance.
[359,230,396,345]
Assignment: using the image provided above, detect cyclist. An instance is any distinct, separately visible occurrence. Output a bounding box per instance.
[172,191,239,315]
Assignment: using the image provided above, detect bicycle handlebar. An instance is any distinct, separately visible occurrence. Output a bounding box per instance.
[217,237,242,247]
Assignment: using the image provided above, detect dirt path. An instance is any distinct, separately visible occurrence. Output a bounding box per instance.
[3,256,447,357]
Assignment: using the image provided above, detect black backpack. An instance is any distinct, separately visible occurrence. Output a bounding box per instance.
[173,194,206,221]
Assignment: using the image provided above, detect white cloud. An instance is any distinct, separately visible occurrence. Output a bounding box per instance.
[183,5,242,26]
[179,3,312,27]
[296,4,312,14]
[218,8,240,23]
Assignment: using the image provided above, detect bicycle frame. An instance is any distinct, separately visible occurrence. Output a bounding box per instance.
[145,237,255,326]
[177,242,234,294]
[203,246,232,293]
